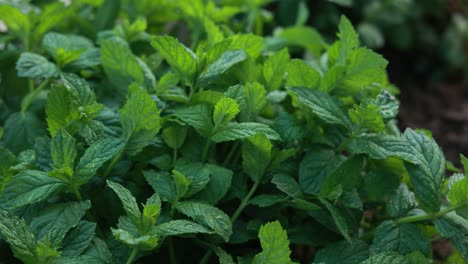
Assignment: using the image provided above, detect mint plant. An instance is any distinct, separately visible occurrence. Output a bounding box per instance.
[0,1,467,264]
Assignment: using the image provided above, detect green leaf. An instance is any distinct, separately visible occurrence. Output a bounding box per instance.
[162,124,187,150]
[174,104,213,137]
[348,134,420,164]
[175,201,232,242]
[151,35,197,82]
[263,48,289,91]
[434,219,468,262]
[299,148,344,195]
[250,195,287,207]
[192,164,233,205]
[152,220,214,237]
[373,90,399,122]
[240,82,267,122]
[199,50,247,87]
[46,85,71,137]
[172,170,190,199]
[111,228,158,251]
[16,52,59,79]
[320,155,364,197]
[371,220,430,256]
[274,112,304,142]
[319,64,346,92]
[1,170,66,208]
[242,134,272,182]
[272,173,303,199]
[447,173,468,207]
[314,240,369,264]
[212,122,281,143]
[50,130,77,173]
[74,137,124,183]
[0,147,16,193]
[287,87,352,129]
[213,97,240,128]
[320,198,351,243]
[404,128,445,212]
[120,84,161,155]
[42,32,94,66]
[107,181,141,223]
[31,201,91,247]
[228,34,263,59]
[348,104,385,132]
[101,37,145,92]
[143,171,177,203]
[174,159,211,197]
[337,15,360,64]
[271,26,324,55]
[61,221,96,256]
[360,252,408,264]
[0,5,30,38]
[213,246,235,264]
[0,208,37,264]
[252,221,292,264]
[285,60,321,89]
[387,184,416,218]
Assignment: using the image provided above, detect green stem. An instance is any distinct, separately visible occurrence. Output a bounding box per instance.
[172,147,178,168]
[223,142,240,167]
[21,79,49,113]
[102,146,125,178]
[396,204,464,225]
[169,238,177,264]
[231,181,260,223]
[125,248,139,264]
[201,138,212,161]
[72,186,83,202]
[200,251,213,264]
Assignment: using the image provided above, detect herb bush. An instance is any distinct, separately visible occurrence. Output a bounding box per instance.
[0,1,467,264]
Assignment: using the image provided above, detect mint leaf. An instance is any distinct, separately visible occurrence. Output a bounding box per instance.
[61,221,96,256]
[50,130,77,174]
[107,181,141,224]
[287,87,352,129]
[199,50,247,87]
[101,37,145,92]
[151,35,197,83]
[360,252,408,264]
[0,5,30,38]
[404,128,445,212]
[434,219,468,262]
[31,201,91,247]
[1,170,66,208]
[349,134,420,164]
[143,171,177,203]
[16,52,59,79]
[192,164,233,205]
[213,97,240,128]
[152,220,213,237]
[74,137,124,183]
[371,220,430,256]
[175,201,232,242]
[387,184,416,218]
[0,209,37,264]
[46,85,71,136]
[120,84,161,155]
[320,198,351,243]
[212,122,280,143]
[242,134,272,182]
[263,48,289,91]
[252,221,293,264]
[3,112,46,153]
[314,240,369,264]
[286,59,321,89]
[174,104,213,137]
[239,82,267,122]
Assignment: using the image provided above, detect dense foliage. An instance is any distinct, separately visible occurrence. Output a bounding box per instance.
[0,1,467,263]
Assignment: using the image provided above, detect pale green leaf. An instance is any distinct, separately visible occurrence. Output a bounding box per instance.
[252,221,292,264]
[263,48,289,91]
[175,201,232,242]
[152,220,213,237]
[242,134,272,182]
[286,60,321,89]
[213,97,240,128]
[0,5,30,38]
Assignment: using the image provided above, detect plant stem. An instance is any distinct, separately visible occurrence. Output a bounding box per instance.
[200,251,213,264]
[201,138,212,161]
[72,186,83,202]
[102,146,125,178]
[231,181,260,223]
[222,141,240,167]
[172,147,178,168]
[125,248,139,264]
[168,238,177,264]
[21,79,49,113]
[396,204,464,224]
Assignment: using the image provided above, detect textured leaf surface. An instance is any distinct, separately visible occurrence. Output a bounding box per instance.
[252,221,292,264]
